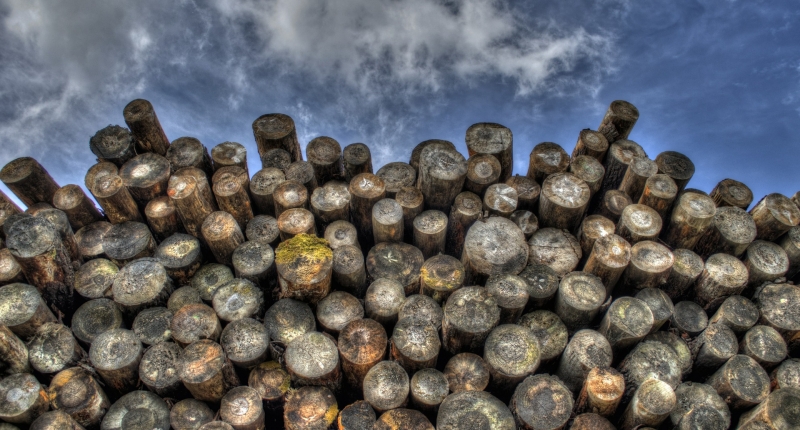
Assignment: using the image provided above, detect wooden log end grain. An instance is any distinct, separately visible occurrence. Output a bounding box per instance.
[670,300,708,337]
[571,413,615,430]
[399,294,443,331]
[662,248,704,300]
[0,372,49,425]
[248,361,291,408]
[635,287,674,332]
[526,142,570,185]
[462,216,528,285]
[123,99,170,155]
[594,189,632,224]
[177,339,239,403]
[365,278,406,328]
[554,271,606,331]
[705,354,770,410]
[343,142,373,181]
[409,139,455,175]
[638,173,678,218]
[780,226,800,279]
[307,136,344,185]
[70,298,124,346]
[145,196,183,241]
[483,183,518,218]
[409,368,449,415]
[485,274,529,324]
[252,113,302,162]
[263,298,316,357]
[84,161,118,195]
[740,325,787,370]
[708,294,759,335]
[34,207,82,266]
[285,160,318,194]
[598,100,639,143]
[583,233,631,295]
[201,211,245,266]
[259,148,292,171]
[694,205,757,259]
[573,367,625,418]
[710,178,754,209]
[29,410,87,430]
[88,328,143,396]
[27,322,83,376]
[232,239,276,290]
[690,323,738,376]
[655,150,695,192]
[538,172,590,231]
[515,263,558,308]
[249,168,285,217]
[413,209,448,260]
[616,203,662,243]
[166,136,213,175]
[391,317,441,374]
[596,139,646,203]
[166,284,200,314]
[338,318,387,391]
[316,290,364,335]
[572,129,610,162]
[220,317,270,369]
[138,341,185,398]
[366,241,424,295]
[616,240,673,295]
[170,398,215,430]
[443,352,490,393]
[47,366,110,428]
[211,141,248,174]
[89,124,136,167]
[310,180,351,230]
[417,142,468,214]
[212,278,265,323]
[324,220,359,251]
[483,324,540,392]
[0,248,26,287]
[510,374,574,430]
[694,253,748,311]
[191,263,234,302]
[750,192,800,241]
[171,303,221,347]
[349,173,386,248]
[517,310,568,364]
[285,331,341,391]
[618,156,658,202]
[576,214,615,258]
[52,184,102,231]
[738,386,800,430]
[0,282,56,339]
[332,245,367,298]
[555,329,612,393]
[436,390,515,430]
[102,390,171,430]
[643,331,694,379]
[377,162,416,199]
[277,207,316,241]
[363,360,409,414]
[465,154,501,197]
[374,408,434,430]
[111,258,173,319]
[0,157,61,207]
[619,377,676,429]
[465,122,513,182]
[213,175,254,231]
[441,286,500,355]
[245,215,280,247]
[509,210,537,240]
[102,221,156,267]
[755,283,800,354]
[617,340,681,399]
[395,186,424,244]
[93,174,142,225]
[284,386,338,430]
[132,306,173,346]
[155,233,203,285]
[569,154,605,197]
[599,297,654,357]
[669,382,730,430]
[444,191,482,258]
[119,153,172,205]
[220,386,265,430]
[337,400,376,430]
[505,174,540,212]
[274,234,333,304]
[372,198,404,244]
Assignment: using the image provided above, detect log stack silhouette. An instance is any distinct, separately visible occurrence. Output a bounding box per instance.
[1,98,799,429]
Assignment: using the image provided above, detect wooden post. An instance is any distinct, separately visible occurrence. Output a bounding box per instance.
[445,191,482,258]
[670,301,708,337]
[177,339,239,402]
[669,382,730,430]
[571,129,609,161]
[171,303,222,347]
[119,153,172,206]
[618,156,657,202]
[510,374,573,430]
[483,324,540,392]
[619,378,676,430]
[284,386,338,430]
[583,234,631,295]
[526,142,570,184]
[191,263,234,302]
[418,254,465,305]
[409,368,448,416]
[316,291,363,335]
[505,175,540,212]
[323,219,360,252]
[705,354,770,410]
[576,214,615,259]
[144,196,182,240]
[250,168,285,217]
[338,318,387,390]
[263,298,316,358]
[409,139,454,173]
[365,278,406,328]
[211,141,248,174]
[617,340,681,400]
[0,157,61,206]
[413,210,448,259]
[598,100,639,143]
[694,206,756,258]
[638,174,677,218]
[232,239,276,290]
[485,274,528,324]
[132,307,173,345]
[112,258,173,319]
[599,297,654,357]
[212,278,264,323]
[394,186,424,244]
[594,189,632,223]
[708,295,758,335]
[710,178,753,209]
[139,341,185,398]
[443,352,490,393]
[89,124,136,167]
[252,113,302,162]
[52,185,102,230]
[571,413,615,430]
[377,162,416,199]
[755,283,800,353]
[635,288,674,332]
[465,122,513,181]
[461,216,528,284]
[750,193,800,241]
[349,173,385,249]
[569,155,605,198]
[417,142,467,214]
[375,409,434,430]
[363,360,409,414]
[47,367,109,427]
[0,249,25,286]
[554,271,606,331]
[277,208,316,240]
[517,263,560,308]
[738,387,800,429]
[391,317,440,374]
[780,226,800,279]
[694,253,748,311]
[661,248,703,300]
[399,294,443,330]
[88,328,142,396]
[310,180,350,230]
[123,99,170,155]
[30,410,87,430]
[93,174,143,224]
[220,386,265,430]
[538,172,590,231]
[155,233,202,285]
[483,183,518,217]
[740,325,787,370]
[246,215,280,246]
[202,211,245,265]
[441,286,500,354]
[655,151,695,192]
[84,161,118,195]
[260,148,292,171]
[332,245,367,297]
[436,391,515,430]
[248,361,290,410]
[275,234,332,304]
[616,240,673,295]
[70,298,125,345]
[5,216,75,318]
[166,136,213,175]
[465,154,501,196]
[372,198,404,244]
[517,311,567,363]
[771,358,800,390]
[0,373,48,425]
[306,136,343,184]
[285,161,318,194]
[170,399,215,430]
[690,323,738,376]
[214,175,254,230]
[102,220,156,266]
[284,331,341,391]
[343,143,373,181]
[574,367,625,418]
[168,172,217,237]
[616,204,662,243]
[661,193,715,251]
[596,140,646,203]
[365,242,424,295]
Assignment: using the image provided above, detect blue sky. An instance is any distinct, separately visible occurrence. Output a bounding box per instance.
[1,0,798,208]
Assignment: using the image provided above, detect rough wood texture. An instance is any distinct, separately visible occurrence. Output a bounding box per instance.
[517,310,567,363]
[220,386,265,430]
[275,234,332,304]
[310,180,350,231]
[413,210,448,259]
[211,141,248,175]
[482,183,517,217]
[517,263,559,308]
[655,150,695,192]
[780,226,800,279]
[756,283,800,353]
[710,178,753,209]
[232,239,276,290]
[569,154,605,197]
[505,175,540,212]
[617,340,681,401]
[616,240,673,295]
[284,386,338,430]
[277,207,316,241]
[583,233,630,295]
[596,140,646,206]
[691,323,738,376]
[617,204,662,244]
[249,168,285,217]
[366,241,424,295]
[132,307,172,345]
[248,361,290,409]
[465,123,513,182]
[619,378,676,430]
[661,248,703,300]
[483,324,539,392]
[598,100,639,143]
[0,325,30,375]
[554,272,606,331]
[462,216,528,285]
[119,153,172,206]
[263,298,315,358]
[90,124,136,167]
[138,340,185,398]
[166,136,213,175]
[30,410,87,430]
[443,352,490,393]
[638,173,677,218]
[178,339,239,402]
[212,278,264,323]
[306,137,343,185]
[594,189,632,223]
[84,161,118,196]
[417,142,467,214]
[338,318,387,390]
[465,154,501,196]
[34,208,82,267]
[285,160,318,194]
[167,174,216,237]
[316,291,363,335]
[272,179,308,218]
[538,172,590,231]
[395,186,424,244]
[123,99,170,155]
[618,156,657,202]
[409,369,448,415]
[510,374,573,430]
[343,142,373,182]
[398,294,443,331]
[771,358,800,390]
[694,206,757,258]
[332,245,367,297]
[285,331,341,391]
[436,391,515,430]
[70,298,125,345]
[372,198,404,244]
[576,214,615,259]
[599,297,654,357]
[202,211,245,265]
[143,196,182,241]
[0,249,25,286]
[252,113,302,162]
[246,215,280,247]
[47,367,109,427]
[214,175,254,230]
[363,360,409,414]
[706,354,769,410]
[528,227,581,277]
[365,278,406,328]
[171,303,221,347]
[694,253,748,310]
[52,185,102,230]
[155,233,202,285]
[750,192,800,241]
[88,328,142,396]
[527,142,569,185]
[102,221,156,267]
[574,367,624,418]
[445,191,482,259]
[349,173,385,249]
[635,287,674,332]
[170,398,215,430]
[377,162,416,199]
[0,157,61,206]
[738,387,800,430]
[708,295,759,335]
[0,283,56,339]
[391,317,440,374]
[112,258,173,319]
[669,382,730,430]
[191,263,234,301]
[670,300,708,337]
[740,325,787,370]
[660,190,716,250]
[259,147,292,171]
[441,286,500,354]
[485,274,528,324]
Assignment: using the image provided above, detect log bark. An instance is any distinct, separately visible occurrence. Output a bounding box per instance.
[694,206,757,258]
[538,172,590,231]
[363,361,409,414]
[441,286,500,354]
[284,386,338,430]
[70,298,125,345]
[780,226,800,279]
[573,367,624,418]
[119,153,171,206]
[34,208,82,266]
[171,303,221,347]
[690,323,738,376]
[88,328,143,396]
[710,178,753,209]
[132,307,172,346]
[772,358,800,390]
[417,142,467,214]
[372,198,404,244]
[89,125,136,167]
[669,382,730,430]
[112,258,173,320]
[443,352,490,393]
[750,192,800,241]
[391,317,440,374]
[275,234,332,304]
[365,278,406,328]
[377,162,416,199]
[211,141,249,174]
[202,211,245,265]
[284,331,341,391]
[738,387,800,430]
[571,129,609,162]
[705,354,769,410]
[338,318,387,390]
[464,154,501,196]
[349,173,385,249]
[465,122,513,182]
[252,113,302,162]
[316,291,363,335]
[52,185,102,230]
[307,136,344,185]
[554,272,606,331]
[661,248,703,300]
[145,196,183,241]
[395,186,424,244]
[232,239,276,290]
[310,180,350,231]
[670,300,709,337]
[510,374,573,430]
[618,156,657,202]
[177,339,240,402]
[214,175,254,230]
[166,136,213,175]
[526,142,570,184]
[595,140,646,207]
[0,157,61,206]
[220,386,265,430]
[123,99,170,155]
[462,216,528,285]
[445,191,482,259]
[661,191,716,251]
[637,173,677,218]
[655,150,695,192]
[139,341,185,398]
[84,161,118,196]
[47,367,109,427]
[635,287,673,332]
[365,242,424,295]
[616,240,673,295]
[343,142,373,182]
[485,274,528,324]
[598,100,639,143]
[517,310,568,363]
[167,174,216,237]
[576,214,615,259]
[694,253,748,310]
[332,245,367,297]
[212,278,264,323]
[249,168,285,217]
[155,233,202,285]
[436,391,515,430]
[277,207,316,241]
[505,175,540,212]
[413,210,448,259]
[569,155,604,198]
[617,340,681,401]
[170,399,215,430]
[619,378,676,430]
[0,325,30,375]
[583,233,631,295]
[482,183,517,217]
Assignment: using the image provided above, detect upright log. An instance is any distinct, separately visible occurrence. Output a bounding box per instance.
[510,374,573,430]
[391,317,441,374]
[780,226,800,279]
[202,211,245,265]
[527,142,570,184]
[417,142,467,213]
[119,153,171,206]
[191,263,234,302]
[343,142,373,181]
[670,301,708,337]
[505,175,540,212]
[598,297,654,357]
[594,189,632,223]
[485,274,528,324]
[693,253,748,310]
[252,113,302,162]
[750,193,800,241]
[349,173,385,249]
[177,339,239,402]
[232,239,276,289]
[740,243,790,306]
[171,303,222,347]
[0,157,60,206]
[576,214,615,259]
[52,185,102,230]
[619,378,676,430]
[284,386,338,430]
[691,323,738,375]
[212,278,264,323]
[47,367,109,428]
[316,291,363,335]
[372,198,404,244]
[285,161,318,193]
[441,286,500,354]
[662,248,704,300]
[538,172,590,231]
[574,367,625,418]
[332,245,367,296]
[377,162,416,199]
[260,148,292,171]
[263,298,315,358]
[616,240,673,294]
[482,183,518,217]
[669,382,730,430]
[635,287,674,332]
[583,234,631,294]
[90,125,137,167]
[35,208,82,266]
[461,216,528,284]
[139,341,185,398]
[338,318,387,390]
[395,186,424,244]
[155,233,203,285]
[528,228,582,277]
[464,155,501,196]
[399,294,443,330]
[277,208,316,240]
[309,180,350,230]
[364,278,406,328]
[694,206,757,258]
[465,122,513,181]
[123,99,170,155]
[168,169,217,237]
[88,328,143,396]
[443,353,490,393]
[249,168,285,216]
[284,331,341,391]
[170,399,215,430]
[275,234,333,304]
[84,161,118,195]
[598,100,639,143]
[518,263,560,308]
[337,401,376,430]
[307,136,344,185]
[419,254,464,304]
[617,340,681,399]
[571,129,609,161]
[483,324,540,392]
[740,325,787,370]
[365,242,424,295]
[166,136,213,175]
[596,140,646,203]
[409,369,449,416]
[444,191,482,259]
[436,391,515,430]
[655,151,695,192]
[145,196,183,241]
[132,307,172,345]
[710,178,753,209]
[211,141,248,174]
[569,155,605,197]
[246,215,280,247]
[618,156,657,202]
[554,271,606,331]
[248,361,291,409]
[638,173,678,218]
[363,361,409,414]
[213,175,254,230]
[94,174,144,224]
[616,203,661,243]
[220,386,265,430]
[738,387,800,430]
[112,258,173,319]
[772,358,800,390]
[517,310,568,363]
[413,210,448,259]
[756,283,800,353]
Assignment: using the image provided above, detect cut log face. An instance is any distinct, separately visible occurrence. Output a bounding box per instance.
[518,263,560,308]
[47,366,110,427]
[71,298,125,345]
[465,122,514,182]
[505,175,540,212]
[510,374,574,430]
[123,99,170,155]
[88,328,143,396]
[0,373,49,425]
[250,168,285,217]
[441,286,500,354]
[377,162,416,198]
[28,322,83,375]
[220,317,270,369]
[284,386,338,430]
[662,248,704,300]
[443,352,490,393]
[168,286,201,313]
[577,214,616,258]
[597,140,646,203]
[669,382,730,430]
[307,136,344,185]
[462,216,528,285]
[527,142,570,185]
[573,367,624,418]
[409,368,449,413]
[248,361,291,405]
[391,317,441,374]
[212,278,264,323]
[706,354,770,410]
[232,239,276,289]
[372,198,404,244]
[310,180,350,230]
[617,240,674,295]
[103,221,156,267]
[155,233,203,285]
[555,272,606,331]
[517,310,568,362]
[413,210,448,259]
[166,136,213,175]
[363,361,409,414]
[132,306,173,345]
[528,228,581,277]
[483,324,540,391]
[772,358,800,390]
[145,196,183,241]
[177,339,239,403]
[343,143,373,181]
[465,154,502,197]
[750,193,800,241]
[616,204,662,243]
[708,295,759,335]
[417,142,467,214]
[635,288,674,332]
[211,141,248,174]
[569,154,605,196]
[740,325,787,369]
[139,341,184,397]
[52,184,102,231]
[483,183,518,218]
[90,125,137,167]
[485,274,529,324]
[756,283,800,350]
[0,282,56,339]
[284,331,341,391]
[365,278,406,328]
[619,378,676,429]
[119,153,171,205]
[0,157,61,207]
[263,298,316,353]
[538,172,590,231]
[338,318,387,390]
[275,234,333,304]
[252,113,302,162]
[670,301,709,337]
[316,291,364,335]
[599,297,654,357]
[638,173,678,218]
[583,233,631,295]
[436,391,515,430]
[220,386,265,430]
[191,263,234,302]
[171,399,215,430]
[598,100,639,144]
[111,258,173,319]
[710,178,753,209]
[285,161,318,194]
[260,148,292,172]
[654,151,695,192]
[0,248,25,287]
[366,242,424,295]
[595,189,632,223]
[85,161,119,194]
[571,129,610,161]
[245,215,280,246]
[445,191,482,258]
[171,303,221,347]
[738,386,800,430]
[693,253,748,310]
[399,294,443,330]
[694,206,757,258]
[618,156,658,202]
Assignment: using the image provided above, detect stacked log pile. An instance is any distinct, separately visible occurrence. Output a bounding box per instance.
[1,98,800,429]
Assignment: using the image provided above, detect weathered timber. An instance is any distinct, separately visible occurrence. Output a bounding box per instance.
[316,291,363,335]
[572,129,610,162]
[372,198,404,244]
[139,341,185,398]
[275,234,332,304]
[443,352,490,393]
[398,294,443,331]
[465,154,501,196]
[616,240,673,295]
[123,99,170,155]
[263,298,315,359]
[669,382,730,430]
[248,361,291,408]
[364,278,406,328]
[119,153,171,206]
[191,263,234,302]
[245,215,280,247]
[569,154,605,197]
[167,286,201,312]
[583,233,630,295]
[145,196,183,240]
[517,311,568,363]
[284,331,341,391]
[343,142,373,181]
[619,378,676,430]
[363,360,409,414]
[574,367,624,418]
[232,239,275,289]
[661,248,704,300]
[212,278,264,323]
[260,148,292,171]
[171,303,221,347]
[338,318,387,390]
[409,368,449,415]
[170,399,215,430]
[465,123,513,181]
[517,263,560,308]
[309,180,350,231]
[599,297,654,357]
[635,288,674,332]
[70,298,125,346]
[377,162,416,199]
[211,141,248,174]
[366,241,424,295]
[708,295,759,335]
[155,233,202,285]
[710,178,753,209]
[598,100,639,144]
[47,367,109,428]
[307,136,344,185]
[111,258,173,320]
[0,249,25,286]
[220,317,270,369]
[0,373,48,425]
[28,322,83,376]
[690,323,738,376]
[445,191,482,258]
[505,174,540,212]
[89,328,142,396]
[252,113,302,161]
[90,125,137,167]
[0,157,61,206]
[594,189,632,223]
[285,161,318,194]
[485,274,528,324]
[554,271,606,331]
[527,142,569,185]
[213,175,253,230]
[220,386,265,430]
[462,216,528,284]
[0,282,56,339]
[441,286,500,354]
[740,325,787,370]
[391,317,440,374]
[694,205,757,258]
[483,183,517,217]
[284,386,338,430]
[706,354,770,410]
[436,391,515,430]
[166,136,213,175]
[510,374,573,430]
[249,168,285,217]
[277,207,316,241]
[417,142,467,214]
[694,253,748,310]
[556,329,612,393]
[53,185,102,230]
[413,209,448,259]
[132,307,172,345]
[616,203,662,243]
[670,300,708,337]
[349,173,385,249]
[538,172,590,231]
[202,211,245,265]
[177,339,239,402]
[654,151,695,192]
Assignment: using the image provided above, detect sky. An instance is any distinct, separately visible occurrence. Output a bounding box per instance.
[1,0,799,209]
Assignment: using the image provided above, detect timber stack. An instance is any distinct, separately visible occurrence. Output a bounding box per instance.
[1,98,800,429]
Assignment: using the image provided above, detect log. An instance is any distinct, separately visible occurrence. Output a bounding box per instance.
[191,263,234,302]
[27,322,83,376]
[391,317,440,374]
[213,175,254,231]
[249,168,285,217]
[594,189,632,223]
[285,331,341,391]
[0,373,48,424]
[119,153,171,206]
[740,325,787,370]
[517,310,568,363]
[0,249,25,286]
[245,215,280,247]
[259,148,292,171]
[583,233,630,295]
[669,382,730,430]
[365,278,406,328]
[111,258,173,319]
[694,253,748,310]
[337,400,376,430]
[436,391,515,430]
[635,288,673,332]
[655,151,695,192]
[316,291,363,335]
[324,220,359,251]
[465,123,513,182]
[167,174,217,238]
[132,307,172,345]
[661,248,704,300]
[220,386,265,430]
[88,328,142,396]
[569,155,604,197]
[0,282,56,339]
[90,125,137,167]
[517,263,560,308]
[443,352,490,393]
[596,140,646,203]
[284,386,338,430]
[538,172,590,231]
[618,156,657,202]
[263,299,316,362]
[742,240,790,296]
[756,283,800,353]
[200,422,235,430]
[170,399,215,430]
[248,361,291,409]
[708,295,759,335]
[444,191,482,258]
[70,298,125,345]
[576,214,615,259]
[145,196,182,241]
[374,409,433,430]
[34,208,82,266]
[616,240,673,295]
[598,100,639,143]
[710,178,753,209]
[0,189,22,236]
[25,202,53,215]
[212,278,264,323]
[556,329,612,392]
[372,198,404,244]
[505,175,540,212]
[771,358,800,390]
[338,318,387,390]
[637,173,677,218]
[780,226,800,279]
[690,323,738,376]
[617,340,681,400]
[573,367,624,418]
[554,271,606,331]
[441,286,500,354]
[285,161,318,194]
[275,234,332,304]
[47,367,109,428]
[123,99,170,155]
[619,378,676,430]
[5,216,75,317]
[309,180,350,230]
[483,324,540,392]
[616,204,662,243]
[462,216,528,284]
[232,240,276,290]
[277,208,316,240]
[154,235,201,288]
[202,211,245,265]
[343,142,373,181]
[211,141,248,174]
[643,331,693,379]
[409,139,454,174]
[571,413,614,430]
[398,294,442,331]
[738,387,800,429]
[366,242,424,295]
[363,360,409,414]
[509,210,537,240]
[171,303,221,347]
[482,183,517,217]
[510,374,573,430]
[167,286,201,312]
[464,154,501,196]
[103,221,156,267]
[413,210,448,259]
[103,390,171,430]
[85,161,118,196]
[0,157,60,206]
[394,186,424,244]
[139,341,185,398]
[694,206,757,258]
[166,136,213,175]
[706,354,770,410]
[599,297,654,357]
[0,325,29,375]
[409,369,448,415]
[749,193,800,241]
[177,339,239,402]
[30,410,86,430]
[332,245,367,297]
[252,113,302,162]
[670,301,708,337]
[571,129,610,161]
[349,173,385,249]
[306,136,344,185]
[53,185,102,230]
[377,162,416,199]
[527,142,570,185]
[417,143,467,214]
[485,274,528,324]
